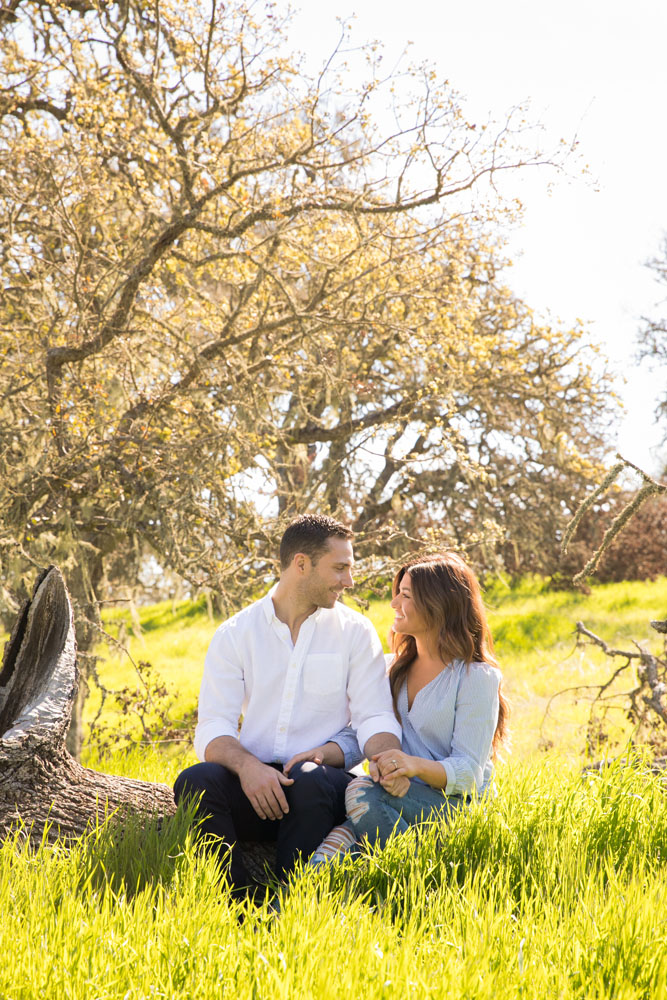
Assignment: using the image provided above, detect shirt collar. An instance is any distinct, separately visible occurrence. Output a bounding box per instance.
[261,583,279,625]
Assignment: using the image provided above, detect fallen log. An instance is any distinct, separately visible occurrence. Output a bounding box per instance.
[0,567,275,881]
[0,566,176,838]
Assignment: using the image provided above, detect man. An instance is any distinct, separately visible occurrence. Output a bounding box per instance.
[174,513,402,898]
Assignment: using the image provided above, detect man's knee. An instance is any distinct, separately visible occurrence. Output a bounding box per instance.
[285,760,330,802]
[285,760,350,812]
[287,759,328,781]
[174,761,235,806]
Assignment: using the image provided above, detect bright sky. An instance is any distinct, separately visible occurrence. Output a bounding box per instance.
[282,0,667,476]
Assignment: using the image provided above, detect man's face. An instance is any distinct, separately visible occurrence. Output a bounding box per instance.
[302,537,355,608]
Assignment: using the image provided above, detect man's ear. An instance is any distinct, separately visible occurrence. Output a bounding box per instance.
[293,552,309,574]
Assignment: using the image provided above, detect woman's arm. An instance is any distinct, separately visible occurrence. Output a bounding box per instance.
[373,748,448,790]
[439,664,501,796]
[374,663,502,796]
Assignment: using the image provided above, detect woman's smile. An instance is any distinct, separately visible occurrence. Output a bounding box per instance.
[390,573,429,635]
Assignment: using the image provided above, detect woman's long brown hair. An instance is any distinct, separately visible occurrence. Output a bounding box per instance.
[388,552,509,754]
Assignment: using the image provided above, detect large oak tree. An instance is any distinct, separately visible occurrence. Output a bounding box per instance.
[0,0,615,749]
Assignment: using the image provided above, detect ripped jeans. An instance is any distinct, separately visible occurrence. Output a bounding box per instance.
[309,776,467,864]
[346,775,467,848]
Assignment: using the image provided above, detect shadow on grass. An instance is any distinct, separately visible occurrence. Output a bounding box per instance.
[77,799,200,898]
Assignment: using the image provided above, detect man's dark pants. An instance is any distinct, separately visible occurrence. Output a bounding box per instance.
[173,760,354,891]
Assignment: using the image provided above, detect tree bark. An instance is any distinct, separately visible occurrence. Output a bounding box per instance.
[0,566,175,839]
[64,548,105,761]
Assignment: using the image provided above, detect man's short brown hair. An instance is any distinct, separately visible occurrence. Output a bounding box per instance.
[279,514,353,569]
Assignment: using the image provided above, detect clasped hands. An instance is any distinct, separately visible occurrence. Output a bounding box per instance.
[286,744,413,799]
[369,749,413,798]
[288,744,413,798]
[239,744,413,821]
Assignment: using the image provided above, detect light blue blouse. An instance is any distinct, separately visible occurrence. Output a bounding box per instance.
[397,659,501,797]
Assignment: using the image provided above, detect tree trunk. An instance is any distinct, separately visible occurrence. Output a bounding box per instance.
[0,566,175,839]
[0,567,276,881]
[65,549,105,760]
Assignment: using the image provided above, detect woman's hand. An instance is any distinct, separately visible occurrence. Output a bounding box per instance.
[374,749,449,792]
[374,749,417,778]
[372,749,415,797]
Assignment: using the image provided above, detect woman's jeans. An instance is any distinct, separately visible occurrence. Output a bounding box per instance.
[345,776,467,848]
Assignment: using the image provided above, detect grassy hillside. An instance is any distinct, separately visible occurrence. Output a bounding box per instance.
[89,576,667,764]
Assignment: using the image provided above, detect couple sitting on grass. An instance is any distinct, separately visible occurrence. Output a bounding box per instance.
[174,514,508,901]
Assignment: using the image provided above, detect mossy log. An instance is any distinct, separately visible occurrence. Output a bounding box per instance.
[0,567,275,880]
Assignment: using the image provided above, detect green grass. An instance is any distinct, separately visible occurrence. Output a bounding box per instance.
[3,756,667,998]
[5,578,667,997]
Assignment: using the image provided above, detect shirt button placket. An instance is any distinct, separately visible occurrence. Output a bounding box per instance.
[274,658,298,760]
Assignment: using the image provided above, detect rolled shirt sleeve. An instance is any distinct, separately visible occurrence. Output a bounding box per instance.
[329,725,364,770]
[439,663,500,797]
[346,619,402,752]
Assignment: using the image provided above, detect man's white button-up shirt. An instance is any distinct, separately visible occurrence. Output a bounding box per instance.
[194,586,401,765]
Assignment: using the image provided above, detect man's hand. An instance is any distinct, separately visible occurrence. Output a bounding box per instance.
[283,746,325,775]
[364,732,401,784]
[238,759,294,820]
[283,740,345,775]
[372,749,413,798]
[380,772,411,797]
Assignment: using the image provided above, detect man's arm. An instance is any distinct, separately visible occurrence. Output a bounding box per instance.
[197,627,294,821]
[343,619,409,794]
[346,619,402,752]
[328,724,364,770]
[205,735,294,821]
[364,731,401,759]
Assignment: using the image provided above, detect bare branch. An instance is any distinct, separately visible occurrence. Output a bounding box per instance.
[561,461,624,555]
[567,455,667,584]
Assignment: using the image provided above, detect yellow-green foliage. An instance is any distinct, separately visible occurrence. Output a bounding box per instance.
[3,758,667,998]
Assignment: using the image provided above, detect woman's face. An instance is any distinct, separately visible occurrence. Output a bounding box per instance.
[390,572,429,638]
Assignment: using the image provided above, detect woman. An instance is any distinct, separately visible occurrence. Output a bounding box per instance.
[310,552,508,862]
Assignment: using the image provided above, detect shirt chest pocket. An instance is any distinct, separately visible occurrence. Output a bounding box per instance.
[302,653,345,702]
